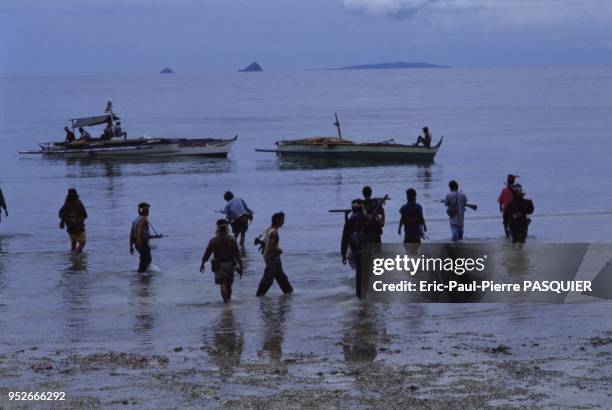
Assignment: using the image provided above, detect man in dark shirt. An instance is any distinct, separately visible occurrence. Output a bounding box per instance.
[398,188,427,244]
[201,219,243,303]
[341,199,369,299]
[503,184,534,244]
[58,188,88,253]
[64,127,76,144]
[362,185,385,243]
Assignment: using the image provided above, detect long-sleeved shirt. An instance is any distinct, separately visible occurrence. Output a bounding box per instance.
[59,199,87,234]
[130,216,150,246]
[341,212,368,258]
[445,191,468,227]
[202,234,241,265]
[224,198,252,222]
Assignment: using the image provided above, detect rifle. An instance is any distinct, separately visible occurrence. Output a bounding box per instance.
[436,199,478,211]
[329,195,390,223]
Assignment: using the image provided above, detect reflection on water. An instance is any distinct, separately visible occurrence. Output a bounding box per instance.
[131,274,156,348]
[256,156,439,172]
[205,306,244,378]
[258,295,291,365]
[60,253,91,343]
[342,303,387,364]
[61,156,235,179]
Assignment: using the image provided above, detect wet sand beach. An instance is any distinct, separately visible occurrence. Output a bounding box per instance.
[1,67,612,407]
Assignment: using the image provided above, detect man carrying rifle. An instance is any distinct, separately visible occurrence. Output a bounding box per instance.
[341,199,368,298]
[130,202,161,273]
[444,180,469,242]
[362,185,385,243]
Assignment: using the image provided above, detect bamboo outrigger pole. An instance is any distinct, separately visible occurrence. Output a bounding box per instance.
[333,113,342,140]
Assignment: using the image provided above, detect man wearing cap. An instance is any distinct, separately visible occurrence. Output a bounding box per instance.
[200,219,243,303]
[497,174,517,239]
[130,202,153,273]
[0,183,8,224]
[58,188,88,253]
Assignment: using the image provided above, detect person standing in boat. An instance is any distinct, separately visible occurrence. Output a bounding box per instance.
[503,184,534,245]
[78,127,92,142]
[200,219,244,303]
[341,199,368,298]
[416,126,432,148]
[113,121,127,140]
[0,183,8,224]
[224,191,253,247]
[398,188,427,244]
[64,127,76,144]
[444,180,468,242]
[130,202,154,273]
[497,174,517,239]
[256,212,294,297]
[58,188,88,253]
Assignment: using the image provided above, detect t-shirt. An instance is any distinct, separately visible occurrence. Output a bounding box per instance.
[399,202,424,239]
[59,200,87,234]
[224,198,252,222]
[445,191,468,227]
[497,187,514,210]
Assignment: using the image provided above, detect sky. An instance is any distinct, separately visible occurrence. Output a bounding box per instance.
[0,0,611,75]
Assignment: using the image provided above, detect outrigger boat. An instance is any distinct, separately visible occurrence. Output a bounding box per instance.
[20,103,237,159]
[256,114,442,162]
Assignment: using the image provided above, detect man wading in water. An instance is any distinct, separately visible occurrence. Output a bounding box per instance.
[224,191,253,248]
[341,199,368,299]
[256,212,294,297]
[58,188,88,253]
[130,202,155,273]
[200,219,243,303]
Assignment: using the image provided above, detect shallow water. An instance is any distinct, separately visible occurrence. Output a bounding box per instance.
[0,67,611,405]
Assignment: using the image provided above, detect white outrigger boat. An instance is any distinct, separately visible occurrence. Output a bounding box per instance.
[256,114,442,162]
[20,104,237,159]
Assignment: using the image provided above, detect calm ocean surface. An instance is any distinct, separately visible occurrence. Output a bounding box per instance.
[0,67,611,359]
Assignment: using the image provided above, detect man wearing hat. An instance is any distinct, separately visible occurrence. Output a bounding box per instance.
[0,182,8,224]
[200,219,243,303]
[58,188,88,253]
[497,174,517,238]
[130,202,153,273]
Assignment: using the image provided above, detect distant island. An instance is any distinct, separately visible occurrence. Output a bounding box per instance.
[159,68,174,74]
[239,62,263,72]
[333,61,448,70]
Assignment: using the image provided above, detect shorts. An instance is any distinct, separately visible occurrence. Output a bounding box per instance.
[69,231,86,242]
[231,214,249,235]
[213,262,236,286]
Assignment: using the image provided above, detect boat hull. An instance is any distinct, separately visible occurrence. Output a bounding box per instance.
[22,137,237,158]
[259,139,441,162]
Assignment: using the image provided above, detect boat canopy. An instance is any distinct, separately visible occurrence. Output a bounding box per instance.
[70,114,120,128]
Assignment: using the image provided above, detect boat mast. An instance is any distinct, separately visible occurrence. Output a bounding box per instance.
[334,112,342,140]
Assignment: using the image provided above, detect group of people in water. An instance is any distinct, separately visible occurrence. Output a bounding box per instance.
[0,176,534,302]
[64,120,127,144]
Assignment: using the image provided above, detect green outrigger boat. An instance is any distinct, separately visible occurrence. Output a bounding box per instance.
[255,114,442,162]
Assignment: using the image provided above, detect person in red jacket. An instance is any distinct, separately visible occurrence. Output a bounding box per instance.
[497,174,517,238]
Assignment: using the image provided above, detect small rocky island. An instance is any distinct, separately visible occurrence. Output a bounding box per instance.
[239,62,263,72]
[334,61,448,70]
[159,67,174,74]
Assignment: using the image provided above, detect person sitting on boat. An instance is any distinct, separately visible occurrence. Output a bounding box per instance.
[78,127,92,142]
[415,126,432,148]
[64,127,76,144]
[101,121,114,141]
[114,121,127,140]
